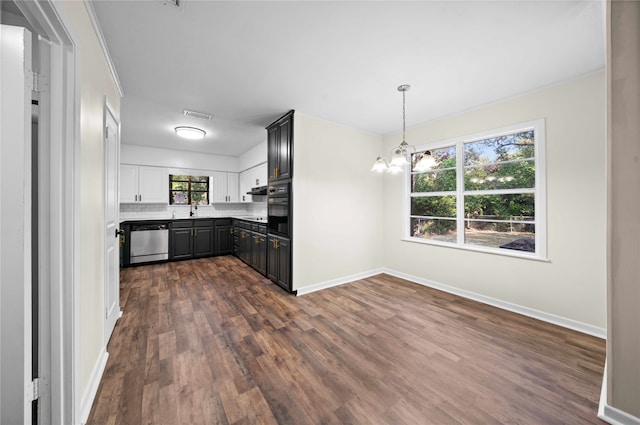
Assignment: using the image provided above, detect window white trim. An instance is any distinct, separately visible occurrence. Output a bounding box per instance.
[403,119,547,260]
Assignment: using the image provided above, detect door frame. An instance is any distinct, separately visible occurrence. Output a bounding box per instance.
[11,1,80,424]
[0,23,34,424]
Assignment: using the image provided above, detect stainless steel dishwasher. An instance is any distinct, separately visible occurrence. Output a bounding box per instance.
[130,223,169,264]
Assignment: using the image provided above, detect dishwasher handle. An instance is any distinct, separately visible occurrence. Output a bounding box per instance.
[131,223,169,232]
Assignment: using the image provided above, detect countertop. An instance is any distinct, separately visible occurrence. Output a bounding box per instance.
[120,216,267,224]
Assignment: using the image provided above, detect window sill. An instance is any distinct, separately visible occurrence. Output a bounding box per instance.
[401,237,550,262]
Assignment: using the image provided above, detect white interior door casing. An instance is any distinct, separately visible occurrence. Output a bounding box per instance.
[1,24,34,424]
[104,104,120,345]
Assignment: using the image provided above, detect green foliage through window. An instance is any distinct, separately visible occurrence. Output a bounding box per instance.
[409,126,541,255]
[169,175,209,205]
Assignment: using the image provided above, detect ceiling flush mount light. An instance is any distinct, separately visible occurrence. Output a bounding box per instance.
[371,84,436,173]
[175,126,206,140]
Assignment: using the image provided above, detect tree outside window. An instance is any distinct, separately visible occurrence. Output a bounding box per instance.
[408,120,545,258]
[169,175,209,205]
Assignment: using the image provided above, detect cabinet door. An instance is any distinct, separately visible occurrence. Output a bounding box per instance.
[267,235,278,282]
[254,163,268,188]
[267,126,278,182]
[120,164,138,203]
[239,170,252,203]
[276,236,290,290]
[170,228,193,260]
[250,232,262,269]
[194,226,214,258]
[227,172,239,202]
[215,225,233,255]
[277,117,292,180]
[239,229,251,264]
[255,234,267,276]
[211,171,228,203]
[139,166,168,203]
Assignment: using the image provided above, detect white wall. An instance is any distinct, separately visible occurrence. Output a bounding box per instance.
[53,0,122,415]
[381,73,606,331]
[121,143,239,172]
[238,138,267,172]
[292,114,384,291]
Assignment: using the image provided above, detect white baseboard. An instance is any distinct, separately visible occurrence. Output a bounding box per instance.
[599,364,640,425]
[600,404,640,425]
[382,268,606,339]
[295,268,385,296]
[79,348,109,425]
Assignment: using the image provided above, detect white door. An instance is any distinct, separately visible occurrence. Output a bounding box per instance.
[0,24,34,424]
[104,105,121,344]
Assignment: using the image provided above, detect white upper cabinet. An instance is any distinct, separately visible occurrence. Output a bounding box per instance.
[239,170,252,203]
[239,163,268,203]
[251,163,268,188]
[120,164,168,204]
[211,171,239,203]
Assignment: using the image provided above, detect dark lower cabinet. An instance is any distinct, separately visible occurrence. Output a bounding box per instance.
[267,234,291,291]
[215,219,233,255]
[233,219,268,276]
[170,225,194,260]
[193,223,214,258]
[170,219,214,260]
[238,228,252,264]
[251,232,267,275]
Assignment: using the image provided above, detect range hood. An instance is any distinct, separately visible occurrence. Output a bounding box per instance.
[247,185,268,196]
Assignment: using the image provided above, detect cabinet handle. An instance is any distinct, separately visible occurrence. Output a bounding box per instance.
[139,194,142,202]
[274,167,279,178]
[134,194,137,202]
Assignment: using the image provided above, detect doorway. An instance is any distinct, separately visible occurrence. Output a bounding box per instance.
[1,1,78,424]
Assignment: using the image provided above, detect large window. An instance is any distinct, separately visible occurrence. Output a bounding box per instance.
[169,174,209,205]
[407,120,546,259]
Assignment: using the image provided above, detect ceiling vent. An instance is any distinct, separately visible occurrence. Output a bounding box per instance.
[183,109,213,120]
[159,0,183,8]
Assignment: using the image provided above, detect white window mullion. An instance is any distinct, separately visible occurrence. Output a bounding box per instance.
[404,119,545,260]
[456,139,465,245]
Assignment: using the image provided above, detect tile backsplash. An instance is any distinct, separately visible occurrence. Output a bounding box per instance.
[120,202,267,220]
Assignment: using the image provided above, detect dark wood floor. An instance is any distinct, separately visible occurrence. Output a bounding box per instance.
[87,256,606,425]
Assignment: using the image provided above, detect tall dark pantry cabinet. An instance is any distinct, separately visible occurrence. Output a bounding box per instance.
[266,110,294,293]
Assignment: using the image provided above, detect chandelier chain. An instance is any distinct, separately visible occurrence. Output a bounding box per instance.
[402,89,406,144]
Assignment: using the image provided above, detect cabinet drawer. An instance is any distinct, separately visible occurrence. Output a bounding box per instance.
[194,219,214,227]
[258,224,267,234]
[216,219,232,226]
[251,223,259,232]
[171,221,193,229]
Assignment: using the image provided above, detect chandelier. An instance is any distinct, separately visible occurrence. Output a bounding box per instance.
[371,84,436,173]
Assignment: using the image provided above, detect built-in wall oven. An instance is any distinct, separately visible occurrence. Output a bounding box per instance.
[267,182,290,236]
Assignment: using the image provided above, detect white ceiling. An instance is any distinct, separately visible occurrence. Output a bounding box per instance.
[91,0,604,157]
